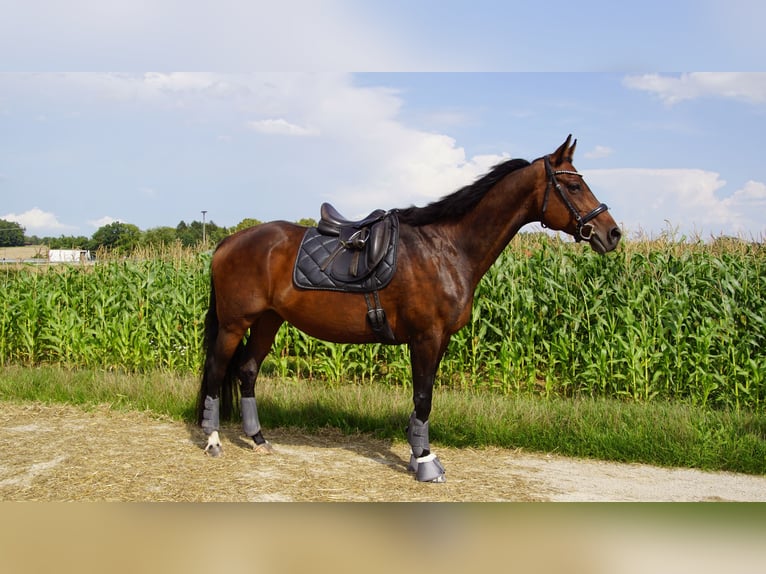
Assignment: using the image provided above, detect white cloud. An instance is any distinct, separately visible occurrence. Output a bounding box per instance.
[0,3,422,71]
[2,208,74,233]
[584,145,613,160]
[333,134,509,214]
[723,180,766,218]
[2,72,509,221]
[11,72,764,239]
[583,168,766,239]
[88,216,122,229]
[143,72,228,93]
[247,118,319,136]
[623,73,766,105]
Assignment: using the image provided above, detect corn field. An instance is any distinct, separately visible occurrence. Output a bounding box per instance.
[1,236,764,409]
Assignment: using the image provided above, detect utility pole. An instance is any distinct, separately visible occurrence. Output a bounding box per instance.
[201,210,208,245]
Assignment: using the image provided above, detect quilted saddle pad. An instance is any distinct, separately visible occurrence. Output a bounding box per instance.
[292,216,399,293]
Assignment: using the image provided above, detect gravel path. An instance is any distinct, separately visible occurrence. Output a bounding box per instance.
[2,402,765,502]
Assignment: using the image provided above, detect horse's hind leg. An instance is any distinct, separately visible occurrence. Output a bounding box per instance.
[238,311,284,452]
[201,326,244,456]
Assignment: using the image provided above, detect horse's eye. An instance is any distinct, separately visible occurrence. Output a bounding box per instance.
[569,183,581,193]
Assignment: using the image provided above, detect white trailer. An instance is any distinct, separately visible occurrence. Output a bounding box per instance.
[48,249,93,263]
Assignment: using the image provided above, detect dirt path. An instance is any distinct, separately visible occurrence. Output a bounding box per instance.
[2,402,765,502]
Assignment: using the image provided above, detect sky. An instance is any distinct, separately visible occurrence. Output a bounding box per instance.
[2,1,766,241]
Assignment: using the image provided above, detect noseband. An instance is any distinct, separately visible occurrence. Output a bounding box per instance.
[541,155,609,242]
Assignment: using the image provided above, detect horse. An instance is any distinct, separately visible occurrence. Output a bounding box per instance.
[196,135,621,482]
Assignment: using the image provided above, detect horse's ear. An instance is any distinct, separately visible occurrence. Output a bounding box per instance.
[567,138,577,162]
[552,134,573,165]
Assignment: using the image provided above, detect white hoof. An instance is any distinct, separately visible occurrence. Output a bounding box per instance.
[204,431,223,457]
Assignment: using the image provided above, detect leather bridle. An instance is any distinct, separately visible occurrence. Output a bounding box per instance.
[541,155,609,242]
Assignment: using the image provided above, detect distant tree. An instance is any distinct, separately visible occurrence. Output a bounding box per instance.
[232,218,263,233]
[89,222,141,253]
[296,217,317,227]
[205,221,229,245]
[142,226,178,248]
[176,220,197,247]
[176,220,228,247]
[0,219,25,247]
[47,235,90,249]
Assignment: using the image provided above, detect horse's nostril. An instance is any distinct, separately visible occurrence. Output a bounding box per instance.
[610,227,622,242]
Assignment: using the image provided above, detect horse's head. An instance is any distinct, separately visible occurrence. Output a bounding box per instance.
[536,135,621,254]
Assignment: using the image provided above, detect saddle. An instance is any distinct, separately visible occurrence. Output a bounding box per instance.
[293,203,400,344]
[293,203,399,292]
[317,203,388,236]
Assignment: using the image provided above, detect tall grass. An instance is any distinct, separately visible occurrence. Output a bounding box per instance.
[459,236,766,410]
[1,235,764,410]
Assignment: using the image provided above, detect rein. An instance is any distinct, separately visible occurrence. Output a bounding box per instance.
[541,155,609,242]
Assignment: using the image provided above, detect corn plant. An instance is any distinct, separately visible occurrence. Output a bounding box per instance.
[1,236,764,409]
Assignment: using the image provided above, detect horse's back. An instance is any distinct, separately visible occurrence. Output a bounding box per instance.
[210,221,306,304]
[214,221,304,267]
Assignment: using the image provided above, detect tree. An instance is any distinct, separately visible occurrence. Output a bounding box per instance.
[175,220,197,247]
[176,219,228,247]
[89,222,141,253]
[48,235,90,249]
[142,226,179,248]
[204,221,229,246]
[232,218,263,233]
[0,219,25,247]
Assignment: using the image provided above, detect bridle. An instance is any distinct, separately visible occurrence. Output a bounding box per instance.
[541,155,609,242]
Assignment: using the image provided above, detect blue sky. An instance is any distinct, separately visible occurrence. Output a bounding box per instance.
[2,2,766,240]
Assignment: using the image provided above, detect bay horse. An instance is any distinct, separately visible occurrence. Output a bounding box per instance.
[197,135,621,482]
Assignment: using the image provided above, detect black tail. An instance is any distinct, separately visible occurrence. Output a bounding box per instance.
[196,274,246,425]
[197,276,219,424]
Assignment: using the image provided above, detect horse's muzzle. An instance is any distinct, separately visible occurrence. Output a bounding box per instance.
[590,225,622,254]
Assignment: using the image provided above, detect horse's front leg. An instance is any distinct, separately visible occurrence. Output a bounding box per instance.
[407,336,450,483]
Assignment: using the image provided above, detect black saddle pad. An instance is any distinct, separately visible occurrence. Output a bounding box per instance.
[293,216,399,293]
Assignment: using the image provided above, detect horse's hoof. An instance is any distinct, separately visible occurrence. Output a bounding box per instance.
[253,441,274,455]
[205,443,223,457]
[204,431,223,457]
[410,453,446,483]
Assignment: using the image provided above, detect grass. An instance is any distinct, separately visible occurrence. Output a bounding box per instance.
[1,365,764,475]
[0,366,197,420]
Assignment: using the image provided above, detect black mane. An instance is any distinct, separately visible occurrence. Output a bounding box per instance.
[396,157,531,226]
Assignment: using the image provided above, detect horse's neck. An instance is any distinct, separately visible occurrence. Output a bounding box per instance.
[449,166,539,284]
